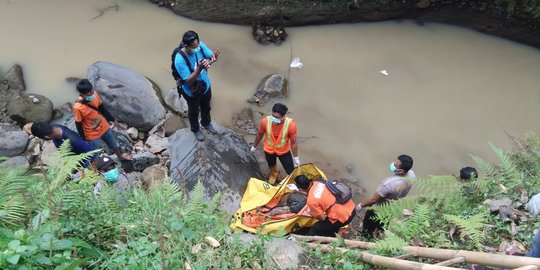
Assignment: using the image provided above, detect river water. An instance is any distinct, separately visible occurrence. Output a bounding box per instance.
[1,0,540,193]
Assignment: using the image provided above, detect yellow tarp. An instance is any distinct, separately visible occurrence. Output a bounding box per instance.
[230,163,327,236]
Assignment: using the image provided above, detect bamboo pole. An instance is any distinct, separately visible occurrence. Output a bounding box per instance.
[360,251,465,270]
[293,235,540,269]
[307,243,464,270]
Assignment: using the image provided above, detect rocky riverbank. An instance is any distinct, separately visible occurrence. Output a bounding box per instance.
[2,61,366,212]
[150,0,540,48]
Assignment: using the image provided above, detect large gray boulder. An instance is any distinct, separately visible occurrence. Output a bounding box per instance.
[0,156,30,170]
[164,88,188,115]
[87,61,167,131]
[7,94,53,124]
[168,124,263,213]
[0,123,29,157]
[2,64,26,91]
[247,74,287,106]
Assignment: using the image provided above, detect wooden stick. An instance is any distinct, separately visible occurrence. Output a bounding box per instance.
[293,235,540,268]
[394,253,417,260]
[434,257,465,266]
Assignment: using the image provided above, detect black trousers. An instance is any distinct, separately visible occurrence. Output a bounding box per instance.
[308,209,356,237]
[362,209,384,239]
[264,151,294,175]
[180,88,211,132]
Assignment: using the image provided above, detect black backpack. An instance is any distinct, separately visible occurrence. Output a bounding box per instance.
[324,179,353,204]
[171,45,209,96]
[170,45,209,82]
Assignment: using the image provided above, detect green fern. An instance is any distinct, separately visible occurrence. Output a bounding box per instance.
[183,181,206,226]
[444,212,487,250]
[373,195,421,225]
[374,231,408,255]
[470,154,494,177]
[0,168,31,226]
[490,143,519,181]
[47,140,100,190]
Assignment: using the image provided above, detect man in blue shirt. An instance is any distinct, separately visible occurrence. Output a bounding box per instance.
[30,122,96,178]
[174,30,220,141]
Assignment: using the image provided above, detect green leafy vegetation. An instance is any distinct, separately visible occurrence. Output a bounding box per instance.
[3,133,540,268]
[370,134,540,255]
[0,143,272,269]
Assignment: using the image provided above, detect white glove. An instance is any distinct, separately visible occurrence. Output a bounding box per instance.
[250,146,257,153]
[293,156,301,167]
[286,184,299,192]
[355,203,363,215]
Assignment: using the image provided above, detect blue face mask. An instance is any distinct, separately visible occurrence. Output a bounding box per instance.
[103,168,119,182]
[270,115,282,124]
[85,94,95,102]
[190,46,201,54]
[389,162,397,174]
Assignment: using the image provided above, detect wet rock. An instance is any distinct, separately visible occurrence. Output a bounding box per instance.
[2,64,26,91]
[163,114,186,137]
[416,0,431,9]
[231,233,303,269]
[252,24,287,45]
[131,151,160,172]
[142,164,168,190]
[232,107,258,135]
[0,123,29,157]
[112,130,134,153]
[52,109,64,120]
[266,238,303,269]
[145,134,168,154]
[87,61,167,131]
[0,156,30,169]
[168,124,263,213]
[164,88,188,115]
[126,172,143,188]
[60,102,73,113]
[39,141,58,166]
[65,77,82,83]
[248,74,287,106]
[484,198,513,212]
[127,127,139,140]
[7,94,54,124]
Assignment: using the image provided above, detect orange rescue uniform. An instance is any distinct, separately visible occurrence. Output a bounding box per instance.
[258,116,297,155]
[307,181,355,223]
[73,92,110,140]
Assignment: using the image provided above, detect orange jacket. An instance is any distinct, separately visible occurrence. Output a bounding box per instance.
[259,116,297,155]
[307,181,355,224]
[73,92,110,140]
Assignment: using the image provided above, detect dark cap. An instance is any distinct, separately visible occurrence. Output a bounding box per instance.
[95,155,116,171]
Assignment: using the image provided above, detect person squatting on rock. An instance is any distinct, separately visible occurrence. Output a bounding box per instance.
[29,122,97,179]
[73,79,131,160]
[294,175,356,237]
[355,154,415,239]
[172,30,220,141]
[93,154,135,204]
[251,103,300,184]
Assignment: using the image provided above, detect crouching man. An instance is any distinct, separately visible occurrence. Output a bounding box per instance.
[295,175,356,237]
[93,155,135,200]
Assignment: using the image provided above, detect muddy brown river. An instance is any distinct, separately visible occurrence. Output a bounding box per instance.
[1,0,540,194]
